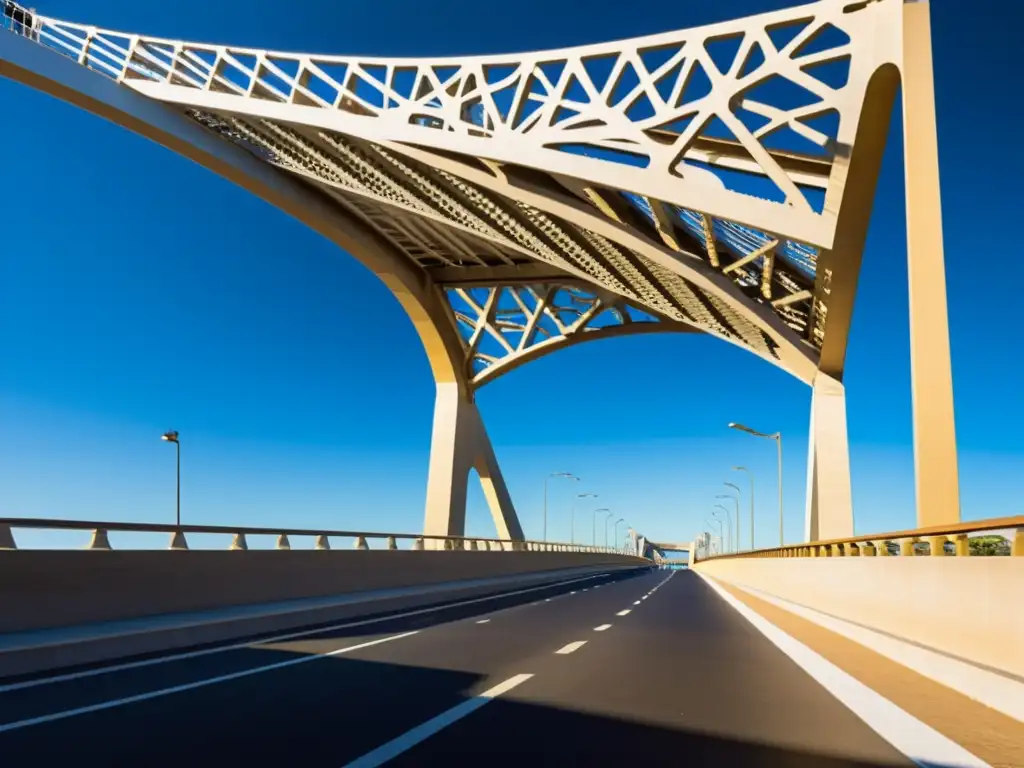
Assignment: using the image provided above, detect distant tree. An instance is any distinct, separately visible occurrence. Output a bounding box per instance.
[969,536,1010,556]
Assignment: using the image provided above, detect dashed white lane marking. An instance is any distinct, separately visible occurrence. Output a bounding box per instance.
[476,619,491,624]
[617,610,631,617]
[641,596,649,601]
[556,641,588,655]
[570,591,577,595]
[594,624,612,632]
[0,570,611,695]
[633,601,641,605]
[696,573,990,768]
[342,673,534,768]
[0,631,419,735]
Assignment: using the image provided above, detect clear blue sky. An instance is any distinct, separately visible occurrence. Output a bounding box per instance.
[1,0,1021,550]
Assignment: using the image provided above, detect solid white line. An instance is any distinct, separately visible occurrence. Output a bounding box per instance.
[555,641,587,655]
[617,610,631,617]
[696,573,990,768]
[733,583,1024,724]
[0,570,610,695]
[594,624,612,632]
[342,673,534,768]
[0,631,418,735]
[475,619,491,624]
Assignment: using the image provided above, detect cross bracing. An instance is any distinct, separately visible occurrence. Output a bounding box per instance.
[2,0,911,387]
[2,0,961,542]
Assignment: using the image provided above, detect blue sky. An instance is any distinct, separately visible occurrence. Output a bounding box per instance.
[1,0,1021,551]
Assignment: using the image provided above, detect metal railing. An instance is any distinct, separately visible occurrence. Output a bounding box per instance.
[0,516,641,555]
[693,515,1024,561]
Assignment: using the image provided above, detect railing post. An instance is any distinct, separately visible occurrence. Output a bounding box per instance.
[928,535,947,557]
[386,536,398,550]
[878,540,891,556]
[169,530,189,550]
[954,534,970,557]
[230,533,248,551]
[354,536,369,550]
[315,534,331,550]
[88,529,112,550]
[862,542,876,557]
[1011,529,1023,557]
[276,534,291,550]
[413,538,424,551]
[900,538,915,557]
[848,543,860,557]
[0,524,17,550]
[469,540,479,551]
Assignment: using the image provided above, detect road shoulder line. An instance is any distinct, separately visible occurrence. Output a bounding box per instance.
[695,571,989,768]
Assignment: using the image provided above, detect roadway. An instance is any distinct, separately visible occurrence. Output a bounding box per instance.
[0,568,913,766]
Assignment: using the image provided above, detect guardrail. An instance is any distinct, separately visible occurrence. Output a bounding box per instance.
[0,517,635,554]
[693,515,1023,561]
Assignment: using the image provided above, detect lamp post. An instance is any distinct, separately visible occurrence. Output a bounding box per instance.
[594,508,611,547]
[732,466,755,551]
[544,472,578,543]
[728,422,784,547]
[572,492,597,545]
[604,512,616,547]
[613,518,625,552]
[713,506,732,553]
[161,430,180,527]
[718,488,741,552]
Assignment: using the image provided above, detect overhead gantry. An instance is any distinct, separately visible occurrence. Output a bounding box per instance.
[0,0,959,543]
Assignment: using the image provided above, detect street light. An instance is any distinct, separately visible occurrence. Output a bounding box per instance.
[713,506,732,553]
[603,511,616,547]
[594,508,611,547]
[728,422,784,547]
[544,472,578,543]
[732,466,755,551]
[718,487,741,552]
[613,518,625,551]
[161,430,181,527]
[572,492,597,545]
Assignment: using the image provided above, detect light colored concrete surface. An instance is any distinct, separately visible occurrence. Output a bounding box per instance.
[694,558,1024,678]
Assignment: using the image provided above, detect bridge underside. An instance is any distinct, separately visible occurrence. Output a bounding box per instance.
[0,0,960,543]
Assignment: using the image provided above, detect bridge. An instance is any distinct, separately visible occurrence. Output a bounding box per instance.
[1,1,1021,765]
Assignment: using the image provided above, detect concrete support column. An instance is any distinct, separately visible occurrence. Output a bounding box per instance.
[423,383,523,547]
[804,373,854,542]
[902,0,960,528]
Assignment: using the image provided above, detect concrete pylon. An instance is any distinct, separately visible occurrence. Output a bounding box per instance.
[422,383,523,548]
[276,534,291,550]
[168,530,189,550]
[386,536,398,550]
[354,536,369,550]
[230,533,248,551]
[805,373,854,542]
[315,535,331,550]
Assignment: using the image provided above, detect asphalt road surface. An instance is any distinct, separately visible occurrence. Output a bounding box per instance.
[0,568,913,766]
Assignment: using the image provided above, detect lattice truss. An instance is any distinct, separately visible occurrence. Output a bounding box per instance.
[448,283,687,385]
[11,0,901,378]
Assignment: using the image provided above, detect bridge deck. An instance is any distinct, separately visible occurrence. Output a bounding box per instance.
[0,569,914,766]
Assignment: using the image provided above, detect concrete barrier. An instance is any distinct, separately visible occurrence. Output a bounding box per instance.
[0,551,648,677]
[0,550,647,634]
[694,557,1024,678]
